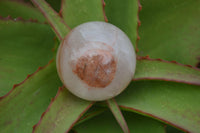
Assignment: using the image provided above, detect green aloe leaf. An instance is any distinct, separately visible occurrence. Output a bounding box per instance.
[0,0,45,22]
[138,0,200,66]
[31,0,70,40]
[0,20,55,96]
[107,99,129,133]
[32,87,93,133]
[74,111,165,133]
[2,0,199,133]
[104,0,139,49]
[0,61,62,133]
[76,106,106,125]
[134,58,200,85]
[116,81,200,133]
[61,0,105,28]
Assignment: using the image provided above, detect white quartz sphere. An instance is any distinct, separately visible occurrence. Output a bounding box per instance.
[56,21,136,101]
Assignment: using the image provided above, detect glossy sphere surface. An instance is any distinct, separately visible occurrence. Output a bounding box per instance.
[57,21,136,101]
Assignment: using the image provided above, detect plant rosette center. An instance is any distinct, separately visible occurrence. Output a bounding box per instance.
[56,21,136,101]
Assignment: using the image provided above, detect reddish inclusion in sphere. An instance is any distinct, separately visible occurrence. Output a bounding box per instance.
[73,49,117,88]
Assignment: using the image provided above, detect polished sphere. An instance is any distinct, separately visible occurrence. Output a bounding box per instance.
[56,21,136,101]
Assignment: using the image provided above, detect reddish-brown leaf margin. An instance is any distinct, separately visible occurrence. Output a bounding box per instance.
[0,15,46,24]
[0,0,49,24]
[32,86,95,133]
[59,0,65,18]
[0,59,54,100]
[136,0,142,53]
[0,16,59,100]
[101,0,108,22]
[31,0,71,40]
[136,56,200,71]
[120,105,189,133]
[1,1,93,132]
[66,101,94,133]
[107,98,130,133]
[133,56,200,86]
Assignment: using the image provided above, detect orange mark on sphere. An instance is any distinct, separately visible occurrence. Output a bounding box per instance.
[74,50,116,88]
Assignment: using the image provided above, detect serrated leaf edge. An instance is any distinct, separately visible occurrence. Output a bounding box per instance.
[0,15,47,24]
[59,0,65,18]
[120,105,189,133]
[136,0,142,53]
[32,86,94,133]
[31,0,71,41]
[133,56,200,86]
[0,59,54,100]
[137,55,200,71]
[107,98,130,133]
[101,0,108,22]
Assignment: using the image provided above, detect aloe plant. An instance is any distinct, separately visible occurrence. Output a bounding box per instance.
[0,0,200,133]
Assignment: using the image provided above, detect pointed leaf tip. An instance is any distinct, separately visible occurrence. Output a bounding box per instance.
[107,99,130,133]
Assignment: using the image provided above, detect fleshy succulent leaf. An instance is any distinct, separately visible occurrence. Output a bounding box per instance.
[31,0,70,40]
[134,57,200,85]
[104,0,139,50]
[116,81,200,133]
[0,19,55,96]
[74,111,165,133]
[0,0,45,22]
[138,0,200,66]
[107,99,130,133]
[61,0,105,28]
[76,106,107,125]
[1,0,199,133]
[32,87,93,133]
[0,61,62,133]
